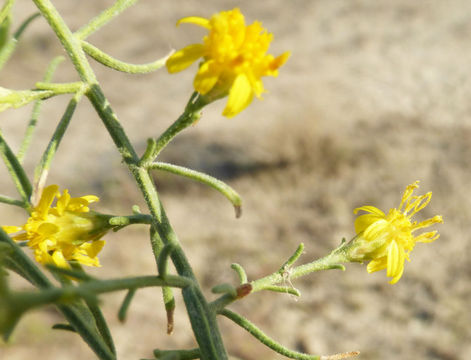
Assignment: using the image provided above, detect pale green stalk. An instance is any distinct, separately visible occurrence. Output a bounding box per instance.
[17,56,65,164]
[0,230,115,359]
[82,40,171,74]
[0,194,25,208]
[31,0,229,358]
[0,129,32,206]
[148,161,242,217]
[118,288,136,322]
[210,243,347,312]
[220,309,320,360]
[153,348,200,360]
[33,87,87,198]
[0,0,14,24]
[75,0,138,40]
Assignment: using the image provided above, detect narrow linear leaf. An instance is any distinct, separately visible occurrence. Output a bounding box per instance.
[118,288,136,322]
[263,285,301,297]
[0,130,32,204]
[153,348,200,360]
[149,162,242,217]
[82,40,172,74]
[75,0,138,40]
[52,323,76,332]
[220,309,321,360]
[18,56,65,164]
[230,263,248,284]
[0,0,15,26]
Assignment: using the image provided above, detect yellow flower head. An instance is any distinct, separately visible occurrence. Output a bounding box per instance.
[351,181,443,284]
[3,185,109,268]
[166,8,290,117]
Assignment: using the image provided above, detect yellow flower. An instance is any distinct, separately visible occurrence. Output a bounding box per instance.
[166,8,290,117]
[3,185,110,268]
[351,181,443,284]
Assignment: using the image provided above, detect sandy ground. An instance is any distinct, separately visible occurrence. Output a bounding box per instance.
[1,0,471,359]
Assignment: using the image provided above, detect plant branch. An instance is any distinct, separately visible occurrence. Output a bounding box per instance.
[0,0,14,25]
[148,162,242,218]
[251,245,347,294]
[0,230,116,359]
[17,56,65,163]
[75,0,138,40]
[153,348,200,360]
[220,309,322,360]
[33,88,86,203]
[220,309,360,360]
[82,40,172,74]
[32,0,229,357]
[0,194,26,208]
[0,129,32,207]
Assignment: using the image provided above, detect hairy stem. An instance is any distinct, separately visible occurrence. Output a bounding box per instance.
[32,0,228,358]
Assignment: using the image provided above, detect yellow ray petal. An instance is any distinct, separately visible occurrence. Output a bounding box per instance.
[193,60,220,94]
[363,219,389,240]
[367,258,387,273]
[36,185,59,218]
[389,264,404,284]
[354,214,385,234]
[52,250,69,268]
[166,44,205,73]
[222,74,253,118]
[2,225,22,234]
[82,240,105,258]
[177,16,210,29]
[353,206,386,217]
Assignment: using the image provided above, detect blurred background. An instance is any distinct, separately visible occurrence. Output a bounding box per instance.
[1,0,470,359]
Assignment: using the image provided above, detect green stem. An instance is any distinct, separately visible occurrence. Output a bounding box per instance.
[35,81,85,93]
[33,89,85,200]
[82,40,171,74]
[210,245,347,312]
[148,162,242,218]
[118,288,136,322]
[75,0,138,40]
[108,213,153,227]
[32,0,229,357]
[157,244,174,277]
[153,348,200,360]
[33,0,97,81]
[0,230,116,360]
[46,264,95,281]
[230,263,248,284]
[57,304,116,360]
[131,167,228,359]
[17,56,65,164]
[52,323,76,332]
[73,264,115,356]
[220,309,320,360]
[280,243,305,271]
[140,92,208,164]
[251,246,347,294]
[0,194,26,208]
[85,299,116,356]
[0,0,14,25]
[0,129,32,207]
[262,285,300,297]
[150,226,176,334]
[22,275,191,304]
